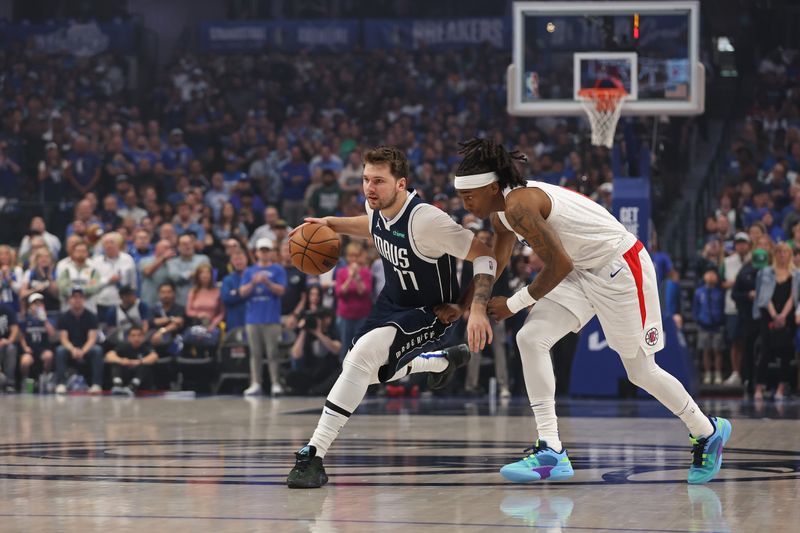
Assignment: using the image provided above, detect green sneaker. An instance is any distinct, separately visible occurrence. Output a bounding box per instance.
[287,445,328,489]
[687,417,732,484]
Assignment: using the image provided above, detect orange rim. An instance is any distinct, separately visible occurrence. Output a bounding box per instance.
[578,88,627,112]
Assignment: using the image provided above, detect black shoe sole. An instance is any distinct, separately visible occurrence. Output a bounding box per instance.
[287,473,329,489]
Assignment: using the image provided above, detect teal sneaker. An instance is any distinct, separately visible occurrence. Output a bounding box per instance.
[687,417,732,484]
[500,440,574,483]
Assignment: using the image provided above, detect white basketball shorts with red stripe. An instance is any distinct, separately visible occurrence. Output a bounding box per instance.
[539,239,665,358]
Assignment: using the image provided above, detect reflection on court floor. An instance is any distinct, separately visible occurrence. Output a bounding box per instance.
[0,396,797,532]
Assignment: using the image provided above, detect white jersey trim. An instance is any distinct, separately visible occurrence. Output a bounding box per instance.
[380,190,417,230]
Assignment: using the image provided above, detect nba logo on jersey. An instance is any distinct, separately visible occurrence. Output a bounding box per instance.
[645,327,659,346]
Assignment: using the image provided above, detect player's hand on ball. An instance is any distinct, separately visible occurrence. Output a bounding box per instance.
[466,310,492,352]
[288,217,328,238]
[433,303,461,324]
[488,296,513,321]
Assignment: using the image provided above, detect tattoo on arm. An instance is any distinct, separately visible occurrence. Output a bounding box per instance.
[507,203,572,300]
[471,273,494,308]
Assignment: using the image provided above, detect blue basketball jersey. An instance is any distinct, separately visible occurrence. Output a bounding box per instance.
[369,190,460,309]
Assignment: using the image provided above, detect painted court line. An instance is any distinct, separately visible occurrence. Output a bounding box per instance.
[0,512,726,533]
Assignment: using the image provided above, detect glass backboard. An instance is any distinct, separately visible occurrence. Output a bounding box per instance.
[508,1,703,116]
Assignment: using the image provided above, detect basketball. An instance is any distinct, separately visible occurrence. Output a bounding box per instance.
[288,223,341,275]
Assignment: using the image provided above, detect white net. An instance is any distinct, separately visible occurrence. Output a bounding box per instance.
[578,89,627,149]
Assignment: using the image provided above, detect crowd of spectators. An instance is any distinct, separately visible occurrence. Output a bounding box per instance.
[0,37,637,397]
[688,47,800,400]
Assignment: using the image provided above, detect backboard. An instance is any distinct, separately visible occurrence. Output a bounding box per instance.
[508,1,703,117]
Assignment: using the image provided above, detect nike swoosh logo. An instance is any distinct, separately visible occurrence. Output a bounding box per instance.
[323,409,336,416]
[610,267,624,278]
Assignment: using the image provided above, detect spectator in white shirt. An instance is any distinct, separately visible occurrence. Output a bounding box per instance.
[94,232,137,322]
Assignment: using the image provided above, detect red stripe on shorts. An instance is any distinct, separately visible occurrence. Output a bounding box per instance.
[622,240,646,327]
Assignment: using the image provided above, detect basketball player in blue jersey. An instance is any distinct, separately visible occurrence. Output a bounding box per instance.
[286,146,497,488]
[453,138,731,485]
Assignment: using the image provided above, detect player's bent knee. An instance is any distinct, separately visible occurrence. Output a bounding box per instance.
[342,327,394,374]
[343,344,386,374]
[516,323,554,355]
[20,353,33,367]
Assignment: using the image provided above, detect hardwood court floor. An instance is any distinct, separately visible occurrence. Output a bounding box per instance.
[0,395,798,532]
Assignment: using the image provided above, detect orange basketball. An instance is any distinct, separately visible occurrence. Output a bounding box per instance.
[288,223,341,275]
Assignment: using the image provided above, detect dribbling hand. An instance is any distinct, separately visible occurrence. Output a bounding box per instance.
[487,296,513,322]
[288,217,328,238]
[433,303,461,324]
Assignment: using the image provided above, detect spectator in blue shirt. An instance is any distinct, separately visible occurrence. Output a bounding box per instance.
[0,142,22,199]
[280,146,311,226]
[65,135,101,198]
[230,176,265,215]
[240,238,287,397]
[761,210,786,243]
[173,201,206,243]
[693,269,725,385]
[162,128,194,177]
[221,249,249,331]
[309,145,344,175]
[129,229,154,265]
[222,156,245,193]
[664,269,683,331]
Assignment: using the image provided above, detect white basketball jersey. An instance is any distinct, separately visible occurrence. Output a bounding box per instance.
[497,180,637,270]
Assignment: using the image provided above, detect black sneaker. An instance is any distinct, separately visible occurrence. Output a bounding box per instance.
[427,344,471,390]
[287,445,328,489]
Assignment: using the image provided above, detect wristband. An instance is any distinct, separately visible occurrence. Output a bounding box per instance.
[472,256,497,277]
[506,287,537,314]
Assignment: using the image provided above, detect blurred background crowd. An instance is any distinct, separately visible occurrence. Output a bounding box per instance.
[0,0,797,400]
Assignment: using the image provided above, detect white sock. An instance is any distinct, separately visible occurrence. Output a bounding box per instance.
[676,399,714,438]
[530,399,562,452]
[516,300,578,454]
[410,351,449,373]
[381,350,449,383]
[309,360,372,458]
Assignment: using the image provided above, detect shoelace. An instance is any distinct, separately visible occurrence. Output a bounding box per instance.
[294,452,312,471]
[522,441,547,457]
[691,438,707,467]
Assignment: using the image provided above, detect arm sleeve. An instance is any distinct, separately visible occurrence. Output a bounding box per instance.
[410,205,474,260]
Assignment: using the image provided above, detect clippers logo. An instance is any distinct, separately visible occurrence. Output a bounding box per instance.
[645,327,659,346]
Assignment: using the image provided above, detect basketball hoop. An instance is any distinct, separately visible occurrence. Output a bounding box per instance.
[577,88,628,149]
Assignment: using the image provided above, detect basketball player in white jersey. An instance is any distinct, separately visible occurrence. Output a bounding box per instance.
[453,138,731,485]
[286,146,497,488]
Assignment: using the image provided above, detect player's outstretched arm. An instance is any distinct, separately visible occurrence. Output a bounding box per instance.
[488,188,573,321]
[290,216,371,239]
[463,235,496,352]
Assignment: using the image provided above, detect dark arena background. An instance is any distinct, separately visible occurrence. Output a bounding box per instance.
[0,0,798,531]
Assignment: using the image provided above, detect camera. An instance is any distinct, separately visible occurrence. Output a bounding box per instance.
[303,311,318,331]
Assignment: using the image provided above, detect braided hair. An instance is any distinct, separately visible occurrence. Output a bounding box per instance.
[455,138,528,190]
